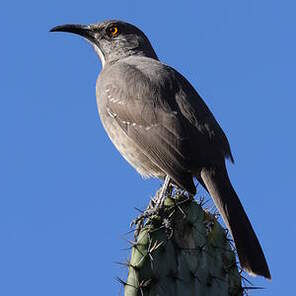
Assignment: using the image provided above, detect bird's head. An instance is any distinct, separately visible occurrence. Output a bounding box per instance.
[50,20,158,67]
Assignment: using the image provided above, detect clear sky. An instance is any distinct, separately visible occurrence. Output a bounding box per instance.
[1,0,295,295]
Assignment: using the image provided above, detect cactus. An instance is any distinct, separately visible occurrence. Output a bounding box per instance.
[123,193,243,296]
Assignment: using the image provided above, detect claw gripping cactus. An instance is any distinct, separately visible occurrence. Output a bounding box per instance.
[124,194,243,296]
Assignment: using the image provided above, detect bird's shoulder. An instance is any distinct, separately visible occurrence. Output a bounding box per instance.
[97,57,177,97]
[96,57,180,122]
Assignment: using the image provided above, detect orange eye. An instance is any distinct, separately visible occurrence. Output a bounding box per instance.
[109,26,119,37]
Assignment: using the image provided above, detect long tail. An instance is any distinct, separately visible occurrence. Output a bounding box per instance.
[200,164,271,279]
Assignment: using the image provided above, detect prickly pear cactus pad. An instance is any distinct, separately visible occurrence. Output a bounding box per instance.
[124,194,243,296]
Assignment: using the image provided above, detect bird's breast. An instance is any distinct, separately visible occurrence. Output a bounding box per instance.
[96,92,163,179]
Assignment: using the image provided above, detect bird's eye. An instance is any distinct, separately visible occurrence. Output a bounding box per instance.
[108,25,119,37]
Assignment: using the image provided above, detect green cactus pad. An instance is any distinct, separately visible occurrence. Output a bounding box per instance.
[124,194,242,296]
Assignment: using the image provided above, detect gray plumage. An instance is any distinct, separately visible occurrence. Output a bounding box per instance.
[97,56,233,194]
[50,20,271,279]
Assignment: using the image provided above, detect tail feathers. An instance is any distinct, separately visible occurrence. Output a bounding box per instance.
[200,165,271,279]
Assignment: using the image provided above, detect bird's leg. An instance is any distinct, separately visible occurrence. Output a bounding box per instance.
[154,175,171,209]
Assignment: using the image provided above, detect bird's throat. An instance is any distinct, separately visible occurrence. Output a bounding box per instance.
[92,43,106,68]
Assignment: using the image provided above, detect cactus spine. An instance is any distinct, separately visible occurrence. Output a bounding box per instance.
[124,193,243,296]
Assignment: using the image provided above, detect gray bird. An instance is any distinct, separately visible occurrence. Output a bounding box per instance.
[50,20,271,279]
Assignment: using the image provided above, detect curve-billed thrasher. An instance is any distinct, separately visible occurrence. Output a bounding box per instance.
[50,20,271,279]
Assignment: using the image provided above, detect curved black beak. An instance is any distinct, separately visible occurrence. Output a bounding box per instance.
[50,24,95,41]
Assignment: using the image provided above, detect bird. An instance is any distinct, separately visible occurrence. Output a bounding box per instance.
[50,20,271,279]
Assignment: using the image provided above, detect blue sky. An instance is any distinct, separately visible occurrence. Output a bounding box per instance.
[1,0,295,295]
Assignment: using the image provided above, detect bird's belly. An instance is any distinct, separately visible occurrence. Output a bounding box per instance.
[100,115,163,179]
